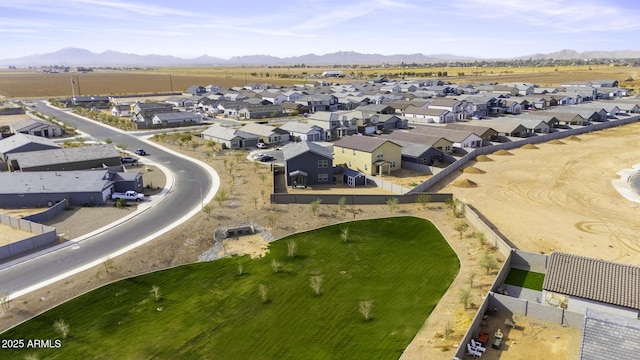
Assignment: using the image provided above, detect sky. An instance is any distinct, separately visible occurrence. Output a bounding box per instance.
[2,0,640,60]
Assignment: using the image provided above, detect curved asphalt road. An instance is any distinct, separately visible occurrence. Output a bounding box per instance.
[0,102,218,299]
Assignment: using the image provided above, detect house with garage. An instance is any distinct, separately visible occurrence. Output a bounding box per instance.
[379,135,445,168]
[10,118,63,138]
[282,141,333,187]
[426,98,472,120]
[384,131,454,155]
[333,135,401,176]
[7,144,122,172]
[131,101,174,122]
[0,169,143,208]
[403,106,455,124]
[466,119,529,139]
[0,133,60,161]
[111,104,131,117]
[237,123,289,146]
[279,121,326,142]
[237,104,284,119]
[201,125,259,149]
[527,111,588,126]
[306,111,359,139]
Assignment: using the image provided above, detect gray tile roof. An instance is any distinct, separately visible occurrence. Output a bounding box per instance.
[543,252,640,310]
[333,135,399,153]
[7,144,120,169]
[579,309,640,360]
[282,141,332,160]
[202,125,244,141]
[279,121,321,134]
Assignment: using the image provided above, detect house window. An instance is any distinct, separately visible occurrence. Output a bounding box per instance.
[352,149,356,156]
[391,161,396,168]
[317,160,328,168]
[364,164,368,171]
[348,161,352,167]
[445,146,451,152]
[420,158,428,165]
[377,152,383,158]
[318,173,329,182]
[341,148,344,153]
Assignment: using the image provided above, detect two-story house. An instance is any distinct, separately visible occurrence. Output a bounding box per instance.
[333,135,402,176]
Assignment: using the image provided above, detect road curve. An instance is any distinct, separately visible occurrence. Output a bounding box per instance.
[0,102,219,300]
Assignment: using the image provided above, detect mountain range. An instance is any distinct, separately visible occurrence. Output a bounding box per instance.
[2,48,640,67]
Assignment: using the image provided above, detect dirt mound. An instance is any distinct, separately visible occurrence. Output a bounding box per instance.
[452,179,477,188]
[493,149,513,156]
[521,144,539,149]
[567,136,582,141]
[476,155,493,162]
[549,140,565,145]
[463,167,486,174]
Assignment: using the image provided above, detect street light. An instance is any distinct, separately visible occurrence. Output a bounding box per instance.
[188,179,203,209]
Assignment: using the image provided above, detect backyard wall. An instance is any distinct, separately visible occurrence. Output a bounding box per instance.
[270,192,452,205]
[0,213,57,261]
[22,199,69,223]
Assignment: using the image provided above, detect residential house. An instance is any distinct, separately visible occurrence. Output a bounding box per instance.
[0,169,143,208]
[111,104,131,117]
[10,118,63,138]
[444,123,498,143]
[542,252,640,319]
[379,132,446,166]
[0,133,60,161]
[186,85,207,95]
[237,123,289,145]
[237,104,284,119]
[7,144,122,172]
[282,141,333,187]
[279,121,326,142]
[131,101,174,122]
[578,309,640,360]
[410,126,483,150]
[333,135,402,176]
[306,111,358,139]
[403,106,455,124]
[201,125,259,149]
[260,91,288,105]
[466,119,529,138]
[295,94,338,112]
[527,111,588,126]
[384,131,454,155]
[151,111,202,126]
[426,98,472,120]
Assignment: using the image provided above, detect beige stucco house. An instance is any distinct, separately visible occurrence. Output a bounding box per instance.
[333,135,402,176]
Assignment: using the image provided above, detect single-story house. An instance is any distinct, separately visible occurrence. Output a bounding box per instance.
[238,123,289,145]
[10,118,64,138]
[7,144,122,172]
[282,141,333,187]
[279,121,326,142]
[542,252,640,319]
[444,123,498,143]
[410,127,483,149]
[383,131,454,154]
[201,125,259,149]
[333,135,402,176]
[0,169,142,208]
[0,133,60,161]
[403,106,456,124]
[151,111,202,126]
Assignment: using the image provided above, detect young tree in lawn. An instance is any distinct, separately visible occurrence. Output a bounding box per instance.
[359,300,373,321]
[258,283,269,303]
[287,240,297,258]
[53,319,70,339]
[310,275,323,296]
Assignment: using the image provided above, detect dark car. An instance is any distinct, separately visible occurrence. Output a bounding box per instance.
[259,155,274,162]
[135,148,147,155]
[121,156,138,164]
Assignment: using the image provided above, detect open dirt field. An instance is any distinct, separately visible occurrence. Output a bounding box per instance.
[2,120,640,359]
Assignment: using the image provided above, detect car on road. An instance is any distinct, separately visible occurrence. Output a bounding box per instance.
[135,148,147,155]
[120,156,138,164]
[253,153,267,159]
[259,155,275,162]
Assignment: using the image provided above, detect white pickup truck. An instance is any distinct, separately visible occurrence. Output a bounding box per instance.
[111,191,145,202]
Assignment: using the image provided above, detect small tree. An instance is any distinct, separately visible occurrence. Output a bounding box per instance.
[359,300,373,321]
[287,240,297,258]
[104,137,112,144]
[0,292,10,312]
[115,198,127,209]
[458,288,471,309]
[214,189,228,208]
[252,197,258,209]
[310,198,322,216]
[266,210,278,229]
[338,196,347,214]
[310,275,323,296]
[341,226,349,243]
[53,319,70,339]
[416,194,431,209]
[444,197,461,217]
[444,321,454,339]
[479,252,497,274]
[150,285,160,301]
[259,173,267,186]
[271,259,281,273]
[386,197,399,213]
[468,273,476,289]
[259,283,269,303]
[475,232,487,248]
[202,204,213,219]
[237,262,244,276]
[454,221,469,241]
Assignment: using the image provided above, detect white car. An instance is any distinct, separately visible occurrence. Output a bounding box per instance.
[257,142,267,149]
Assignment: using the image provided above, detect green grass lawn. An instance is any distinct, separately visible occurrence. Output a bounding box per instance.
[2,217,459,359]
[503,268,545,291]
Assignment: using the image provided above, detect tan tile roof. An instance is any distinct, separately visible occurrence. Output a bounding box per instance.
[543,252,640,310]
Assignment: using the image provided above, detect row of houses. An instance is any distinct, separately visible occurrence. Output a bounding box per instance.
[0,133,143,208]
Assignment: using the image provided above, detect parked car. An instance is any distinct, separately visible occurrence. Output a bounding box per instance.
[120,156,137,164]
[111,190,144,202]
[135,148,147,155]
[257,142,267,149]
[260,155,275,162]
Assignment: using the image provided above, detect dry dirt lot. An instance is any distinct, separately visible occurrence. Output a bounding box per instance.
[2,121,640,359]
